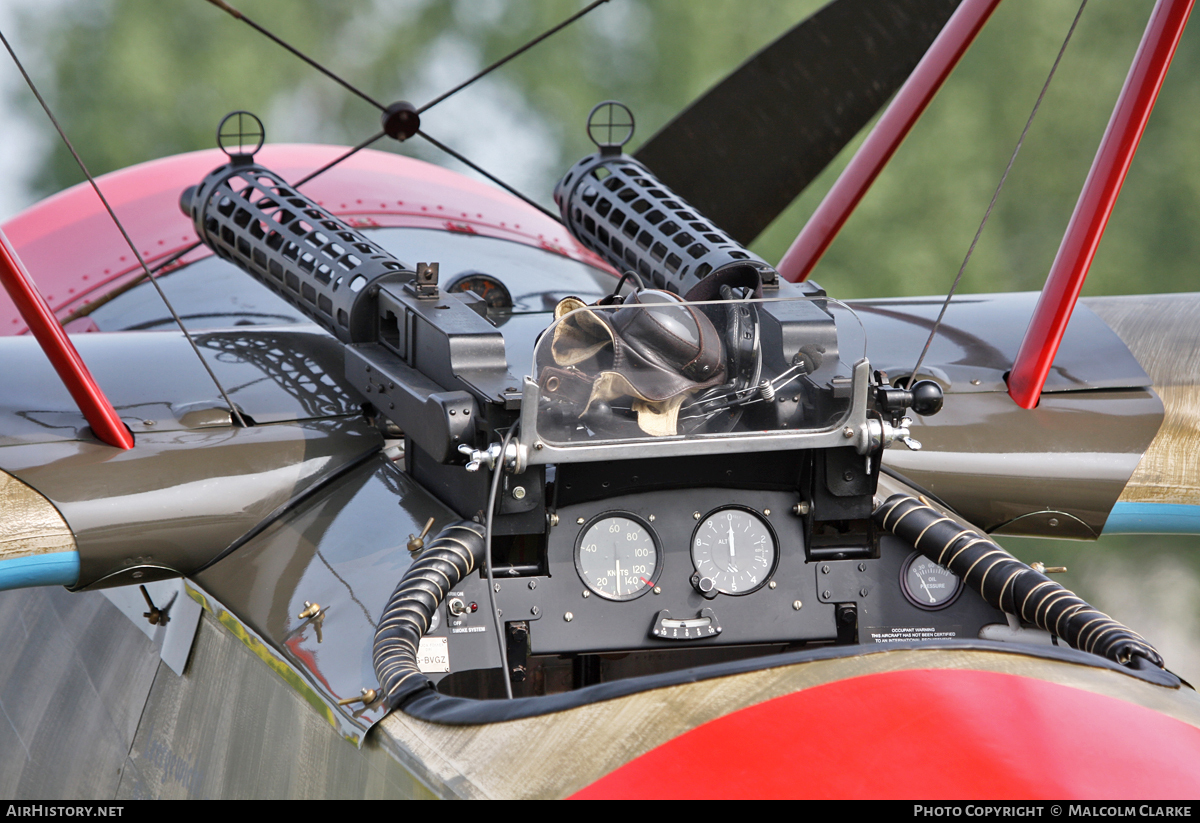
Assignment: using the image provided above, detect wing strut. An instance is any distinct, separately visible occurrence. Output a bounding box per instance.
[0,230,133,449]
[776,0,1002,283]
[1007,0,1195,409]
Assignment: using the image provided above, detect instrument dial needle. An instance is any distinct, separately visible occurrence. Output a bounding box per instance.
[921,577,936,603]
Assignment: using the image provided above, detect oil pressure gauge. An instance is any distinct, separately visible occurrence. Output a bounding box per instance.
[901,552,962,610]
[575,513,661,601]
[691,506,777,596]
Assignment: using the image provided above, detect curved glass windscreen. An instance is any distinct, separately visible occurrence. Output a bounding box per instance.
[527,292,866,447]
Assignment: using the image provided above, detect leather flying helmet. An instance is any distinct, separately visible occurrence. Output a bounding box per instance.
[545,289,726,436]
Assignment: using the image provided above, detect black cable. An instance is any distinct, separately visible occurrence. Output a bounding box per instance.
[909,0,1088,384]
[417,130,562,224]
[417,0,611,114]
[612,270,645,297]
[483,423,519,700]
[0,28,249,429]
[205,0,386,112]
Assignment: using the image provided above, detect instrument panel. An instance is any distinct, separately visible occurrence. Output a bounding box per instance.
[538,488,833,655]
[434,487,1007,675]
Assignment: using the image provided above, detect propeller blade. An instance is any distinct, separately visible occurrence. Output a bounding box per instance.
[634,0,961,245]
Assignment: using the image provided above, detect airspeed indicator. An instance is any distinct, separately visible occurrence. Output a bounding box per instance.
[575,513,661,601]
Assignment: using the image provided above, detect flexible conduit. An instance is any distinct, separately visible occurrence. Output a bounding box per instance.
[373,521,486,708]
[875,494,1163,669]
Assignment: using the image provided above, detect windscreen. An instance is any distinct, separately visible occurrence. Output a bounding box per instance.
[527,292,865,447]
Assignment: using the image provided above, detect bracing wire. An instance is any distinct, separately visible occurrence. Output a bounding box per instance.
[205,0,386,112]
[292,130,387,187]
[58,241,203,325]
[0,29,249,429]
[201,0,603,217]
[416,0,611,114]
[908,0,1088,386]
[416,130,563,224]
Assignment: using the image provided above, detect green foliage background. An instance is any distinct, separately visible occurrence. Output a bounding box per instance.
[9,0,1200,678]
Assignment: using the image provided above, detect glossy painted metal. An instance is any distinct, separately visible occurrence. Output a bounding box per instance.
[0,145,608,334]
[776,0,1002,284]
[885,387,1162,538]
[0,324,383,589]
[572,668,1200,799]
[192,452,457,740]
[857,292,1166,535]
[0,229,132,449]
[2,418,378,590]
[1008,0,1196,409]
[851,292,1151,394]
[0,326,364,445]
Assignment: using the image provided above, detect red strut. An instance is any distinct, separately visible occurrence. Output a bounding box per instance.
[0,229,133,449]
[776,0,1003,283]
[1007,0,1195,409]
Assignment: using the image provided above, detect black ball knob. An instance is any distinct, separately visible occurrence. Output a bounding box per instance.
[910,380,944,416]
[381,101,420,141]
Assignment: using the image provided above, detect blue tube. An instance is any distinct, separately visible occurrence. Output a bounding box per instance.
[0,551,80,591]
[1103,502,1200,535]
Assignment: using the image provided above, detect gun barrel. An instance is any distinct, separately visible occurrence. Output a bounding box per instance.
[182,163,411,344]
[554,152,777,295]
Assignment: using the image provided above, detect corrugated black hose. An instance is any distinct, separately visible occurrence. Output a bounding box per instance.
[874,494,1163,670]
[373,521,487,708]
